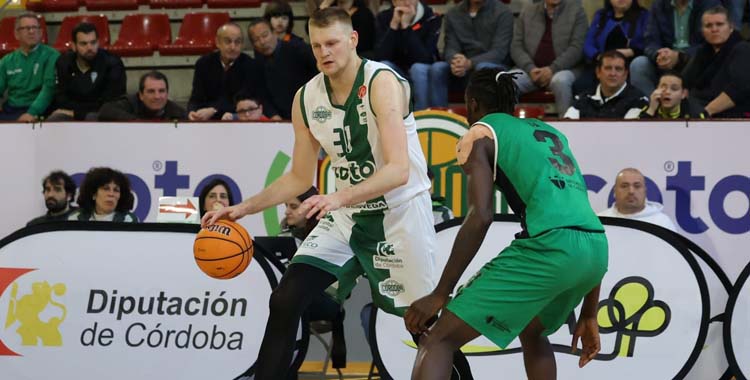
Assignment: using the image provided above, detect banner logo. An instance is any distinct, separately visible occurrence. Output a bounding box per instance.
[0,268,66,356]
[597,277,670,359]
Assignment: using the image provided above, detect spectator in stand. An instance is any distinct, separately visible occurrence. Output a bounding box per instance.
[307,0,376,56]
[279,186,320,242]
[639,71,701,118]
[198,178,236,217]
[682,5,750,118]
[599,168,676,231]
[510,0,588,115]
[0,12,59,122]
[574,0,649,93]
[188,23,264,121]
[27,171,78,226]
[48,22,126,121]
[264,0,304,43]
[98,71,187,121]
[629,0,720,96]
[564,50,648,119]
[221,96,270,121]
[374,0,442,111]
[728,0,748,29]
[68,167,138,223]
[427,0,513,108]
[248,19,317,120]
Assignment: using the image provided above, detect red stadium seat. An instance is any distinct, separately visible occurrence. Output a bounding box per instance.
[85,0,139,10]
[519,90,555,104]
[53,15,110,53]
[514,105,546,119]
[110,13,171,56]
[0,16,49,57]
[149,0,203,9]
[25,0,80,12]
[159,12,229,56]
[206,0,261,8]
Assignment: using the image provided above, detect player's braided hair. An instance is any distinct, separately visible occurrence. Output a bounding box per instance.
[466,68,519,115]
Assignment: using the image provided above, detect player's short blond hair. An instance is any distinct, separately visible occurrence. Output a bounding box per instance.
[308,7,352,29]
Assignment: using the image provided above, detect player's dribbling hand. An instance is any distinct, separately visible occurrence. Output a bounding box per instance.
[571,316,600,368]
[201,205,243,228]
[404,292,447,335]
[300,194,343,220]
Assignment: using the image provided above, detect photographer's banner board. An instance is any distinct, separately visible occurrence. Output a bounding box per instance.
[372,218,726,379]
[0,224,270,379]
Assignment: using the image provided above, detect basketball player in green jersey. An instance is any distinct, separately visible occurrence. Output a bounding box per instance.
[405,69,609,380]
[203,8,471,379]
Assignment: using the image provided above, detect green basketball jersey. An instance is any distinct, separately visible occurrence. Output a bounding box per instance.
[474,113,603,237]
[299,59,430,211]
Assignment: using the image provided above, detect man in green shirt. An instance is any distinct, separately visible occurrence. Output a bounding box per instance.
[0,12,59,122]
[406,69,608,379]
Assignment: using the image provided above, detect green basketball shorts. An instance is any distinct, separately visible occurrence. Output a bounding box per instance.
[447,228,608,349]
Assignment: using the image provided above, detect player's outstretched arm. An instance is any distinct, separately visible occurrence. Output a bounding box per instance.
[202,90,321,227]
[571,284,601,368]
[405,134,495,335]
[302,71,410,220]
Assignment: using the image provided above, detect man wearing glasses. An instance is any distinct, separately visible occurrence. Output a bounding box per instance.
[0,12,59,122]
[221,96,270,121]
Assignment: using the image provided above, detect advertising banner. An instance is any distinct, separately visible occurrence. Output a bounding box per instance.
[3,122,297,240]
[0,223,273,379]
[371,217,729,379]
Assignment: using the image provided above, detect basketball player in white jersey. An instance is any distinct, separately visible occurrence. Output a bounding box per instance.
[203,8,472,379]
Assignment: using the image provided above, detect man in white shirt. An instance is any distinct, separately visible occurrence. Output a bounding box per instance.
[598,167,676,231]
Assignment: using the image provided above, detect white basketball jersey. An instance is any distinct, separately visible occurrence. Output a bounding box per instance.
[299,59,430,211]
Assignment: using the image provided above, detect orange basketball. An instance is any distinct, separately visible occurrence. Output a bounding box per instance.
[193,220,253,279]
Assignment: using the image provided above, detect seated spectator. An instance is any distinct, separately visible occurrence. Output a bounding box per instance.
[198,178,236,217]
[639,71,701,118]
[188,23,264,121]
[373,0,441,111]
[426,168,453,225]
[264,0,304,43]
[728,0,747,29]
[425,0,513,108]
[574,0,649,93]
[221,96,270,121]
[629,0,720,96]
[98,71,187,121]
[682,5,750,118]
[68,167,138,222]
[308,0,376,56]
[510,0,588,115]
[0,12,59,122]
[564,50,648,119]
[248,19,317,120]
[27,170,78,226]
[279,186,319,242]
[598,167,676,231]
[48,22,126,121]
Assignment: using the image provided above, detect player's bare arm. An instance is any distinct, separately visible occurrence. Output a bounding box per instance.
[572,284,602,368]
[303,71,410,219]
[202,90,321,227]
[405,129,495,335]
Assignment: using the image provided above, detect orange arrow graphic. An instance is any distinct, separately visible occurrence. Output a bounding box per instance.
[159,199,197,219]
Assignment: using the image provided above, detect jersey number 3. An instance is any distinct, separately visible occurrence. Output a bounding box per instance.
[533,130,576,176]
